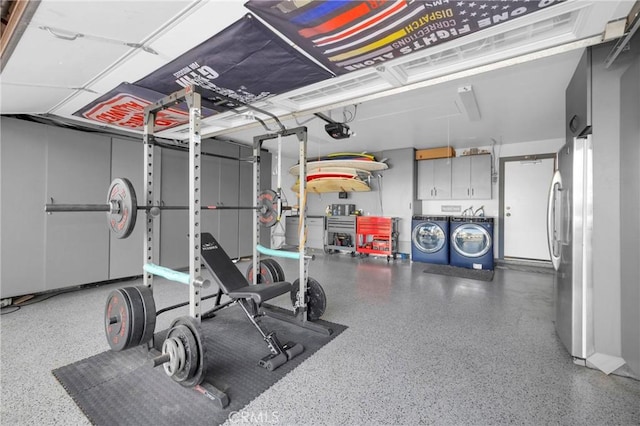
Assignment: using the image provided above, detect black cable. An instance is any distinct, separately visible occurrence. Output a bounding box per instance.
[155,292,221,316]
[1,306,21,315]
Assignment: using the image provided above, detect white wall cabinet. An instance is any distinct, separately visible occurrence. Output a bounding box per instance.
[451,154,492,199]
[417,158,452,200]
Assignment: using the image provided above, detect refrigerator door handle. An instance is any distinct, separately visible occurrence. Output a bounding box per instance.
[547,169,563,270]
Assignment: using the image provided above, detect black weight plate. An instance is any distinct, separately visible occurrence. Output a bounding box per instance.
[245,261,278,284]
[263,258,285,282]
[104,288,132,351]
[290,277,327,321]
[134,285,156,346]
[170,316,206,387]
[262,259,281,283]
[258,189,278,228]
[121,287,145,349]
[107,177,137,239]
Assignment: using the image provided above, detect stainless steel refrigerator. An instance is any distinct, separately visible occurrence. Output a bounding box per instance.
[547,136,594,360]
[546,48,594,361]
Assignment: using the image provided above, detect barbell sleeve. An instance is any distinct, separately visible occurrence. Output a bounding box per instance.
[45,204,111,212]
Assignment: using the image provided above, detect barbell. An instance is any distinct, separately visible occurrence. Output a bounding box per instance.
[45,177,287,238]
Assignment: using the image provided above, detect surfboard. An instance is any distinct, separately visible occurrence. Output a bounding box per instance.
[292,177,371,193]
[307,152,376,162]
[289,159,388,176]
[325,152,376,160]
[307,167,371,180]
[307,173,357,181]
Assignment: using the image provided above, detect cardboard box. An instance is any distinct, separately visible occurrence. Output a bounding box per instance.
[415,147,455,160]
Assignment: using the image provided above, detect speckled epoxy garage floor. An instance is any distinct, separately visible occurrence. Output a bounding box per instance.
[1,254,639,425]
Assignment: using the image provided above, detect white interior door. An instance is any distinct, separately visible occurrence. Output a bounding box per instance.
[504,158,555,260]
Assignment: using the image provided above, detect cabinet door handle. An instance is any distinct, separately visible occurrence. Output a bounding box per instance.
[434,188,437,196]
[467,188,470,196]
[472,188,475,196]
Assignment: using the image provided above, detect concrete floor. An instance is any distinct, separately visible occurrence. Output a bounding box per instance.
[1,253,639,425]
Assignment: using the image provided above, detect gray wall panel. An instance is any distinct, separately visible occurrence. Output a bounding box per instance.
[619,53,640,377]
[591,41,640,358]
[44,126,111,290]
[160,149,189,269]
[0,118,48,297]
[109,138,145,279]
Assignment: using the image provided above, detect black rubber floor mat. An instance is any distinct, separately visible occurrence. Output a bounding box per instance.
[423,264,494,281]
[53,305,346,425]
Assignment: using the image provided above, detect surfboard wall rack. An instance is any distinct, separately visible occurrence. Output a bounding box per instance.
[289,153,388,193]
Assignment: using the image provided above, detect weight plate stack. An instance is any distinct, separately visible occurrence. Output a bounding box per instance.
[120,287,145,350]
[165,316,207,387]
[104,286,156,351]
[262,258,285,282]
[245,260,278,284]
[133,285,156,346]
[104,288,134,351]
[290,277,327,321]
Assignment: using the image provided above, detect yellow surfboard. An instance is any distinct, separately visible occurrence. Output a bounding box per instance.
[325,152,376,160]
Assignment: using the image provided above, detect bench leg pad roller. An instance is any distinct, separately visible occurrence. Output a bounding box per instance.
[285,342,304,360]
[260,353,288,371]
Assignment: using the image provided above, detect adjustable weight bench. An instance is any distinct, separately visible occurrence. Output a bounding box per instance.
[200,232,304,371]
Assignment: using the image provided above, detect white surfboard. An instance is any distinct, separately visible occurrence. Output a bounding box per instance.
[289,159,388,176]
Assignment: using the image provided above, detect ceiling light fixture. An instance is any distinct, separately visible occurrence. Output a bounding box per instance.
[457,85,481,121]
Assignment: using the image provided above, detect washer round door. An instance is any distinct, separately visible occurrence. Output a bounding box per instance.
[412,222,446,253]
[451,224,492,258]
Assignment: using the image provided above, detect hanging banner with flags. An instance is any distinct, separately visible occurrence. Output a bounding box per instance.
[134,14,333,110]
[245,0,565,75]
[75,14,333,130]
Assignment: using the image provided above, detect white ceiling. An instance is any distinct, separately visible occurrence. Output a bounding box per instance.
[1,0,635,158]
[226,47,584,157]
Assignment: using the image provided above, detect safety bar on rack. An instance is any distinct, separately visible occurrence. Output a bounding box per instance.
[143,263,210,288]
[256,245,314,261]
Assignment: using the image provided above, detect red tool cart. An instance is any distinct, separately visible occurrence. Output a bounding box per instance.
[356,216,399,261]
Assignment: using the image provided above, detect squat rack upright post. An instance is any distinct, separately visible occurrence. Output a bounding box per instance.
[253,127,310,323]
[142,85,205,322]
